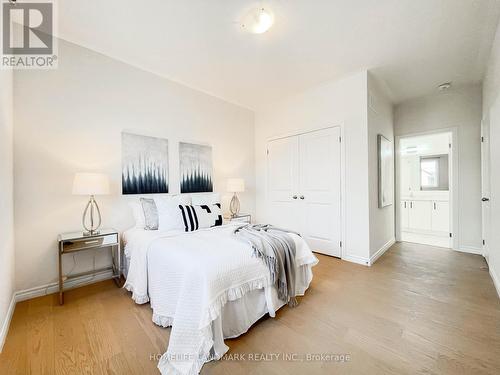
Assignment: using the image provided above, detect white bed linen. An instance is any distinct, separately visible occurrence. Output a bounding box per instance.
[123,224,318,375]
[122,240,313,338]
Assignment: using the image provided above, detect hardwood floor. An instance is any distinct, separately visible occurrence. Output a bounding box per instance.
[1,242,500,374]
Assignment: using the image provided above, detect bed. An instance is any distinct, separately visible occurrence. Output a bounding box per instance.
[122,196,318,375]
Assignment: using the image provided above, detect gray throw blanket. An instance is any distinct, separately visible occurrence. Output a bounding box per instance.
[234,224,300,306]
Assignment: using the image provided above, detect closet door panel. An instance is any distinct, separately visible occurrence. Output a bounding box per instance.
[299,127,342,257]
[267,136,300,231]
[303,204,332,239]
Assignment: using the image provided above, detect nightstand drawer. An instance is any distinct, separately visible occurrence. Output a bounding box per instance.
[62,233,118,252]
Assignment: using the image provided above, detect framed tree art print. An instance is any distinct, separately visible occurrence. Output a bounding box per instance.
[122,132,169,194]
[179,142,213,193]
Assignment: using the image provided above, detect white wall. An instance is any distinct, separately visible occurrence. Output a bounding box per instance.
[367,73,395,258]
[13,38,255,291]
[0,69,15,351]
[394,84,483,252]
[483,22,500,298]
[255,71,372,264]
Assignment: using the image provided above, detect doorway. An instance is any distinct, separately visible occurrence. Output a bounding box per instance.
[396,131,454,248]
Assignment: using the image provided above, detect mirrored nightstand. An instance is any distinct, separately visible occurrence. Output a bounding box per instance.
[224,214,251,224]
[57,228,121,305]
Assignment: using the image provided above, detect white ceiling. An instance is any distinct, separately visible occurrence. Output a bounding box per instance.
[57,0,500,110]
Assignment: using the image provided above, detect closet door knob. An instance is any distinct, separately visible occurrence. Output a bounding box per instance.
[300,195,305,200]
[292,195,298,199]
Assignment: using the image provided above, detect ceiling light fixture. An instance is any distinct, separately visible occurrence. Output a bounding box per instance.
[241,7,274,34]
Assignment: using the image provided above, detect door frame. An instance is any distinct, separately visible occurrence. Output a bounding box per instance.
[395,127,459,250]
[481,115,491,262]
[266,124,346,259]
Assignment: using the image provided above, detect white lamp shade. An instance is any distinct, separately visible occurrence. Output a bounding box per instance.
[227,178,245,193]
[72,173,110,195]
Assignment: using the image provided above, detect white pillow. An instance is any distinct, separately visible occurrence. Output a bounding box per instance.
[191,193,221,206]
[155,195,192,231]
[129,195,192,230]
[129,202,146,229]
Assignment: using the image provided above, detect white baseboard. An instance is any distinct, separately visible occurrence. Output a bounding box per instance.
[15,269,115,302]
[342,254,370,266]
[369,238,396,266]
[490,264,500,300]
[0,293,16,353]
[401,231,451,248]
[0,269,115,352]
[455,246,482,255]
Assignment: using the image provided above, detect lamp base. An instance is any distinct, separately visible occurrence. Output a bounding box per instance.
[83,230,100,237]
[82,195,102,235]
[229,193,241,218]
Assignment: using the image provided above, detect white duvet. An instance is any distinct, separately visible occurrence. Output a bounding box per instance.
[123,223,318,375]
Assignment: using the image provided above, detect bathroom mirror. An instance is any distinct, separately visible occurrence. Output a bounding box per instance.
[420,154,449,191]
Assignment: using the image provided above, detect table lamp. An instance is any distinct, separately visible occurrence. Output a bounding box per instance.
[227,178,245,218]
[72,173,110,236]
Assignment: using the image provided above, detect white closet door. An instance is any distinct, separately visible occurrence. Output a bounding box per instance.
[267,136,300,231]
[298,127,342,257]
[481,116,491,262]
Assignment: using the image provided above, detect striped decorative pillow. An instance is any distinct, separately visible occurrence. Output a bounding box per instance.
[178,203,223,232]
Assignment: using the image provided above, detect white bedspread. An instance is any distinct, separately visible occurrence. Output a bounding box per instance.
[123,224,318,375]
